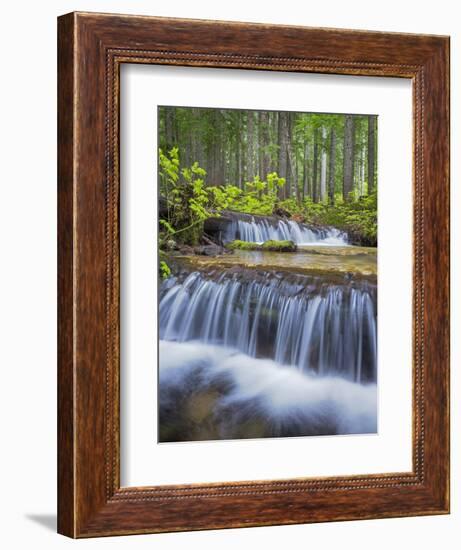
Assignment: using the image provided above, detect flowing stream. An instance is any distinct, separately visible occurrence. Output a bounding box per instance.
[223,214,348,245]
[159,214,377,442]
[160,271,376,382]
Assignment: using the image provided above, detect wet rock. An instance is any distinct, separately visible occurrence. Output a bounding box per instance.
[187,391,219,423]
[297,245,377,256]
[174,246,377,279]
[347,229,377,247]
[193,244,228,256]
[273,206,292,218]
[176,244,195,255]
[291,213,306,223]
[203,215,233,233]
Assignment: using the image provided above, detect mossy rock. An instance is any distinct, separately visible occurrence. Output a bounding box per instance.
[226,240,261,251]
[226,239,297,252]
[262,240,297,252]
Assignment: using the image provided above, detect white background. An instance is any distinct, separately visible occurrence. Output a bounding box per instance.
[0,0,458,548]
[121,66,412,486]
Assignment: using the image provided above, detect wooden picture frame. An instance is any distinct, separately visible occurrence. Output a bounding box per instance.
[57,12,450,538]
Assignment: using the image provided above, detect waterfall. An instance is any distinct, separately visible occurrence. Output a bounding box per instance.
[160,270,377,384]
[223,215,348,245]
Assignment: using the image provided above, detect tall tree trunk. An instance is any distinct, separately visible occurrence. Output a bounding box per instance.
[287,112,297,199]
[343,114,355,201]
[191,108,203,169]
[320,126,327,201]
[328,128,336,205]
[258,111,263,179]
[259,111,271,180]
[270,111,278,174]
[219,111,226,184]
[184,114,192,169]
[241,112,247,184]
[312,127,319,203]
[209,110,222,184]
[367,115,376,194]
[359,144,365,196]
[235,111,242,188]
[247,111,255,181]
[164,107,175,149]
[277,112,289,198]
[303,140,309,201]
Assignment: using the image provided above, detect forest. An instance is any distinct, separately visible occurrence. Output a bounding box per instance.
[158,106,378,249]
[157,106,379,442]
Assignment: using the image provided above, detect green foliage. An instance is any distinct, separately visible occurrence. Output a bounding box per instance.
[221,173,286,215]
[303,192,377,245]
[159,219,175,235]
[159,147,219,245]
[159,146,288,240]
[159,260,171,279]
[278,197,301,216]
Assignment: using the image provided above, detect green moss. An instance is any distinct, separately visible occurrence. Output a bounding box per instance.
[262,240,297,252]
[226,240,261,251]
[226,239,297,252]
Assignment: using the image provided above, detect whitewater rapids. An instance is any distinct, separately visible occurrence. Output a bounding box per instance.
[159,340,377,442]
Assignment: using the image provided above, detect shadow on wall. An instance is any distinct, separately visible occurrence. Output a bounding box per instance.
[25,514,56,532]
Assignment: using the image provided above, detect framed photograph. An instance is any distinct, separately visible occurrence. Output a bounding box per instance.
[58,12,450,537]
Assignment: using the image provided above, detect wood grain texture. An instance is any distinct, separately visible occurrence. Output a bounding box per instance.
[57,11,450,538]
[57,13,75,538]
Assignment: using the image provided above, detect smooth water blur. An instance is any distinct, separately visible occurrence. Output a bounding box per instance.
[224,215,348,245]
[160,270,376,383]
[159,340,377,441]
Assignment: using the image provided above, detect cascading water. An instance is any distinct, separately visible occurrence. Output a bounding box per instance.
[223,215,348,245]
[160,271,376,383]
[158,266,377,442]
